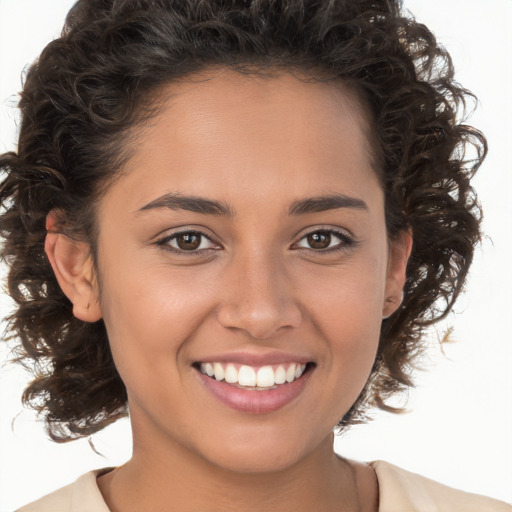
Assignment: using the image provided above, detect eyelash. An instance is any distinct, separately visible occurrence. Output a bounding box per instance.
[154,230,217,256]
[155,227,357,256]
[292,228,357,253]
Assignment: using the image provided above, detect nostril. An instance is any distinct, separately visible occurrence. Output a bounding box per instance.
[217,316,302,341]
[216,294,303,340]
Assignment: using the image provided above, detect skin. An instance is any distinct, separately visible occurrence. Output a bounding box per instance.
[46,68,411,512]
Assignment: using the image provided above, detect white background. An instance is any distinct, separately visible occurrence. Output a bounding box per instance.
[0,0,511,510]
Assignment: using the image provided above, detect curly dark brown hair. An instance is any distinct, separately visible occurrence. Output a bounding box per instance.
[0,0,486,442]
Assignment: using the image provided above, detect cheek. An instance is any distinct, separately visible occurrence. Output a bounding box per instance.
[97,254,219,383]
[97,269,218,434]
[298,252,387,335]
[296,256,386,393]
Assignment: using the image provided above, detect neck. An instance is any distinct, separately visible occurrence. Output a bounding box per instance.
[98,425,362,512]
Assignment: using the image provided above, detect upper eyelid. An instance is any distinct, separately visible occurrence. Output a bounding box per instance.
[150,228,217,258]
[158,229,220,248]
[155,226,218,242]
[292,228,354,248]
[293,225,355,242]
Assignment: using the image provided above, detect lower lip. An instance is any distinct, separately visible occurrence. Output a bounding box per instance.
[197,369,312,414]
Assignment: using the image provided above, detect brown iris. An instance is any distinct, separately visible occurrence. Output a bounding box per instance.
[307,231,332,250]
[176,232,202,250]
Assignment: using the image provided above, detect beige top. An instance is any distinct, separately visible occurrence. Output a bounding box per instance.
[17,461,512,512]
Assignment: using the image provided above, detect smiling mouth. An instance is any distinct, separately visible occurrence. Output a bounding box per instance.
[194,362,314,390]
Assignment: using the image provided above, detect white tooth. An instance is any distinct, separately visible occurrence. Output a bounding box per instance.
[204,363,214,377]
[213,362,225,381]
[274,365,286,385]
[295,364,304,379]
[256,366,275,387]
[238,365,256,387]
[286,364,296,383]
[225,364,238,384]
[200,363,208,375]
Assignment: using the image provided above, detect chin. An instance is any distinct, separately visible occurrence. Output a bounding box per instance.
[202,444,306,475]
[193,423,329,475]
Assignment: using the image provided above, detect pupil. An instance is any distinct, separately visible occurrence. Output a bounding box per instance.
[177,232,201,250]
[308,232,331,249]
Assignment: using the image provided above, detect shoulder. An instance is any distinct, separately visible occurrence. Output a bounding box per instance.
[16,469,112,512]
[371,460,512,512]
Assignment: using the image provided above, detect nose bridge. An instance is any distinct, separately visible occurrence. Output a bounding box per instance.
[217,245,302,339]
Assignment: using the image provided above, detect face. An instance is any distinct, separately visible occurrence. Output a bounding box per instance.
[84,69,409,473]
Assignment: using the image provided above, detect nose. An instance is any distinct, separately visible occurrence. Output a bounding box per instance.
[216,250,303,340]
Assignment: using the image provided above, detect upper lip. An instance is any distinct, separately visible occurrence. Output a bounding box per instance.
[194,351,314,367]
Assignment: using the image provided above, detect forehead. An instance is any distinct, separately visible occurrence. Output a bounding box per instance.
[106,68,382,216]
[146,68,376,164]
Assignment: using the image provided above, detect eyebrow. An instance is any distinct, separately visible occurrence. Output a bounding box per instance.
[137,193,233,216]
[137,192,367,216]
[288,193,368,215]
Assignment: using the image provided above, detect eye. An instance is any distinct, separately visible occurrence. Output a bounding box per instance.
[156,230,220,253]
[294,229,354,252]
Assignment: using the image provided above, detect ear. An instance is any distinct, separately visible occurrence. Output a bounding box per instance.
[382,229,413,319]
[44,211,102,322]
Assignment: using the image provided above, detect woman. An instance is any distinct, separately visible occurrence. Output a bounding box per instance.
[0,0,509,510]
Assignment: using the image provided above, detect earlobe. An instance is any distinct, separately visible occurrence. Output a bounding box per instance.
[45,212,102,322]
[383,230,413,319]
